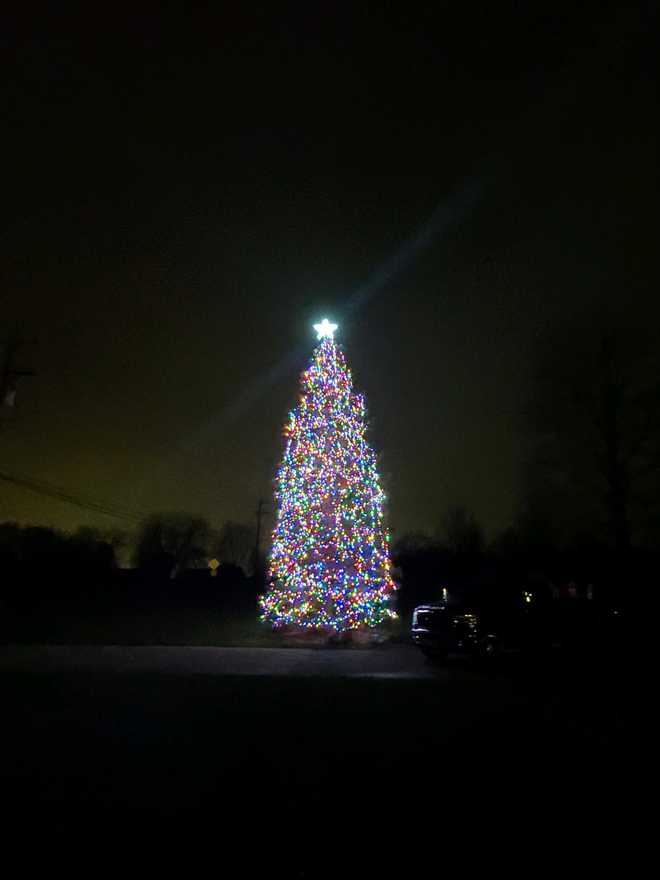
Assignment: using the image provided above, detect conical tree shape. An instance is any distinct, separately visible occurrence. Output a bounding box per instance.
[260,332,396,631]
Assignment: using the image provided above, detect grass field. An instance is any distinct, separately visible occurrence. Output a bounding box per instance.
[0,597,409,647]
[0,598,289,647]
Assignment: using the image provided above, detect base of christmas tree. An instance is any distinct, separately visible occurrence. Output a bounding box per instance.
[273,625,390,649]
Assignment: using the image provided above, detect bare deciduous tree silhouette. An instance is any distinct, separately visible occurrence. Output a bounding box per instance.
[526,324,660,551]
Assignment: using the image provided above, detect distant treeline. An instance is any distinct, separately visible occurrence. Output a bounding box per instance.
[0,517,260,607]
[1,504,655,618]
[392,510,655,617]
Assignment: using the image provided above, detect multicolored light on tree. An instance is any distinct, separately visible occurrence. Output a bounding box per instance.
[259,320,396,631]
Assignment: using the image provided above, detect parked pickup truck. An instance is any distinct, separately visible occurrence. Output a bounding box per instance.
[411,586,618,661]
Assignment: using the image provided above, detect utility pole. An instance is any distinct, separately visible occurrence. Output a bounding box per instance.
[254,497,267,578]
[1,335,35,412]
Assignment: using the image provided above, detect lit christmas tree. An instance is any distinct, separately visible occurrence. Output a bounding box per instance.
[259,319,397,632]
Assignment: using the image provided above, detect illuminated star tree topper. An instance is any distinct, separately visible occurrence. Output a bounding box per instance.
[259,319,396,632]
[313,317,338,340]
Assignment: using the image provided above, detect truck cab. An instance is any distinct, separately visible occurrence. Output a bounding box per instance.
[411,585,551,661]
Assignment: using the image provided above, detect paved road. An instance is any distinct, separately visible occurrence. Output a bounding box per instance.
[0,641,627,858]
[0,643,449,679]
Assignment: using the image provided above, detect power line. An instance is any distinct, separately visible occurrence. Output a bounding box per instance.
[0,467,265,534]
[0,468,149,525]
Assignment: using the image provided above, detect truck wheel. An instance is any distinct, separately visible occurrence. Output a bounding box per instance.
[477,636,501,660]
[422,647,448,663]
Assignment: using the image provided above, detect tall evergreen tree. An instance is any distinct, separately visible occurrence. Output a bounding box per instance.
[260,320,396,631]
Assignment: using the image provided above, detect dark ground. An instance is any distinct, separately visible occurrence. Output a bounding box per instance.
[0,642,632,868]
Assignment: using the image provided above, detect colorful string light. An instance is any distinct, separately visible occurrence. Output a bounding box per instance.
[259,328,396,631]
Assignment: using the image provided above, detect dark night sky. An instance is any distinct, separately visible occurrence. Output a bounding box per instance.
[1,2,658,542]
